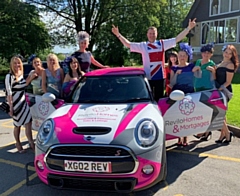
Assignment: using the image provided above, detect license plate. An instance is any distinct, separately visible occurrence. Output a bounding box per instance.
[64,160,112,173]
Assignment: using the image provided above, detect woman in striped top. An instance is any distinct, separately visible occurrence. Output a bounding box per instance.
[5,56,35,153]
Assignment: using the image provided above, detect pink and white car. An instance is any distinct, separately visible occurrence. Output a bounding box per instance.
[26,67,227,193]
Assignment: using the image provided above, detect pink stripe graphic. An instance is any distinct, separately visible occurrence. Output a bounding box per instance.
[208,90,227,110]
[54,105,93,144]
[158,98,170,116]
[114,104,148,139]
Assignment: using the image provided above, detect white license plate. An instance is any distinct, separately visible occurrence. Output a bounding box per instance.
[64,160,112,173]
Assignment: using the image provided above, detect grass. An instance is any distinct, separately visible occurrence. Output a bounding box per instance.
[226,73,240,127]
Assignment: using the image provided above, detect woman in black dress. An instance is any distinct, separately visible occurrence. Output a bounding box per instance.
[208,45,239,144]
[5,56,36,153]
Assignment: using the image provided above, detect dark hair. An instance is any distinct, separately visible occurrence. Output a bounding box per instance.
[167,51,178,68]
[68,57,82,78]
[200,43,214,53]
[223,45,239,72]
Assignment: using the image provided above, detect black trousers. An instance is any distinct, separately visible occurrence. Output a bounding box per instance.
[148,79,165,102]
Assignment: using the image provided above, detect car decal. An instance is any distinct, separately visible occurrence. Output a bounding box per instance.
[159,90,226,138]
[158,98,176,116]
[113,103,148,139]
[53,105,94,144]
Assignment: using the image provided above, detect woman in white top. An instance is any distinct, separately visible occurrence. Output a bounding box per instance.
[5,56,36,153]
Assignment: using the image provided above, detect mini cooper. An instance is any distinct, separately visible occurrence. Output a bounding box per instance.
[26,67,227,193]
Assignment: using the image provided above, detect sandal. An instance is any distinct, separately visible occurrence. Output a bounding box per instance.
[177,141,182,146]
[28,141,35,151]
[182,142,188,147]
[15,142,26,153]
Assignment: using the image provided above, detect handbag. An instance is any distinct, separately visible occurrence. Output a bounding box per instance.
[0,102,10,113]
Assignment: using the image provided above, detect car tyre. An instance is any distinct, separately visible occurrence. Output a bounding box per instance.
[158,142,167,182]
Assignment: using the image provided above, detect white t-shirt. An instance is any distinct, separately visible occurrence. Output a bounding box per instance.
[130,38,176,80]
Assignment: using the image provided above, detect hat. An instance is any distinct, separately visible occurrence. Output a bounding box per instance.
[200,43,214,53]
[179,43,193,60]
[78,31,90,42]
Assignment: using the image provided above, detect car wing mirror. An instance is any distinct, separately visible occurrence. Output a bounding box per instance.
[169,90,185,101]
[42,92,56,102]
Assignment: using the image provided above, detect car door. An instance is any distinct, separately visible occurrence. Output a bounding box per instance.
[26,92,65,131]
[158,89,227,140]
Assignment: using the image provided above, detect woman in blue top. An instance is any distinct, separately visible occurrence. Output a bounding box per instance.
[170,43,195,146]
[170,43,195,94]
[42,53,64,98]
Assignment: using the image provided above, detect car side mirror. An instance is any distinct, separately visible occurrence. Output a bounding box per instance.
[42,92,56,102]
[169,90,185,101]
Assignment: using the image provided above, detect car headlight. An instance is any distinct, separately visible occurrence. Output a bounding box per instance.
[37,119,54,145]
[135,119,158,147]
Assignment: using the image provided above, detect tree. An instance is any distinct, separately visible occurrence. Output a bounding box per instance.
[0,0,51,60]
[25,0,194,65]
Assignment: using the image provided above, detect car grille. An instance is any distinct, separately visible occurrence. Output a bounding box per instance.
[45,144,138,174]
[48,174,137,193]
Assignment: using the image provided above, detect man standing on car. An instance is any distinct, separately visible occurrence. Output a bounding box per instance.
[112,18,196,101]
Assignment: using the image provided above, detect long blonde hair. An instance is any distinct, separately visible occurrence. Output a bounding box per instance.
[10,56,24,81]
[46,53,60,71]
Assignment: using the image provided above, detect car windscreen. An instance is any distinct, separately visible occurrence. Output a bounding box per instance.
[71,75,151,103]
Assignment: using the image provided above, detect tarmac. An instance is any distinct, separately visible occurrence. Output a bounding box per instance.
[0,81,239,137]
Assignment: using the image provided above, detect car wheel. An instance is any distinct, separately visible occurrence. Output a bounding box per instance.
[157,142,167,182]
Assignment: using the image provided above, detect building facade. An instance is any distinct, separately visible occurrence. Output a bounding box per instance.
[183,0,240,62]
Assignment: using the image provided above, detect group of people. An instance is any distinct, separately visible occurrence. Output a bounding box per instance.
[3,17,239,153]
[29,31,109,99]
[112,18,239,146]
[4,31,108,153]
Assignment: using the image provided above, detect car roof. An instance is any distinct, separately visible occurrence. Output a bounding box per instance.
[84,67,145,76]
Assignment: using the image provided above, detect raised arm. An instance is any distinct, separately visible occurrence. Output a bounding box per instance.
[176,18,197,43]
[112,25,131,48]
[41,70,47,93]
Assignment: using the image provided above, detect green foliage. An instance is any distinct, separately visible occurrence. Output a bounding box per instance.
[0,0,51,60]
[0,56,9,75]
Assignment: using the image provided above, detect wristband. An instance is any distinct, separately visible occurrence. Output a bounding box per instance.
[118,34,121,38]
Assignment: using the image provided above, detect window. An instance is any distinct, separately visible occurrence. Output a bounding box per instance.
[72,75,150,103]
[210,0,239,16]
[225,18,237,42]
[220,0,229,13]
[231,0,240,11]
[202,23,210,44]
[211,0,219,15]
[201,18,238,44]
[218,20,225,43]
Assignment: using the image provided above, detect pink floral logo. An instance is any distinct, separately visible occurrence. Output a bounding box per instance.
[38,102,49,116]
[179,98,195,115]
[92,106,110,112]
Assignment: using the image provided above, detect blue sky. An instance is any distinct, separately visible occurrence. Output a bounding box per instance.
[53,45,77,54]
